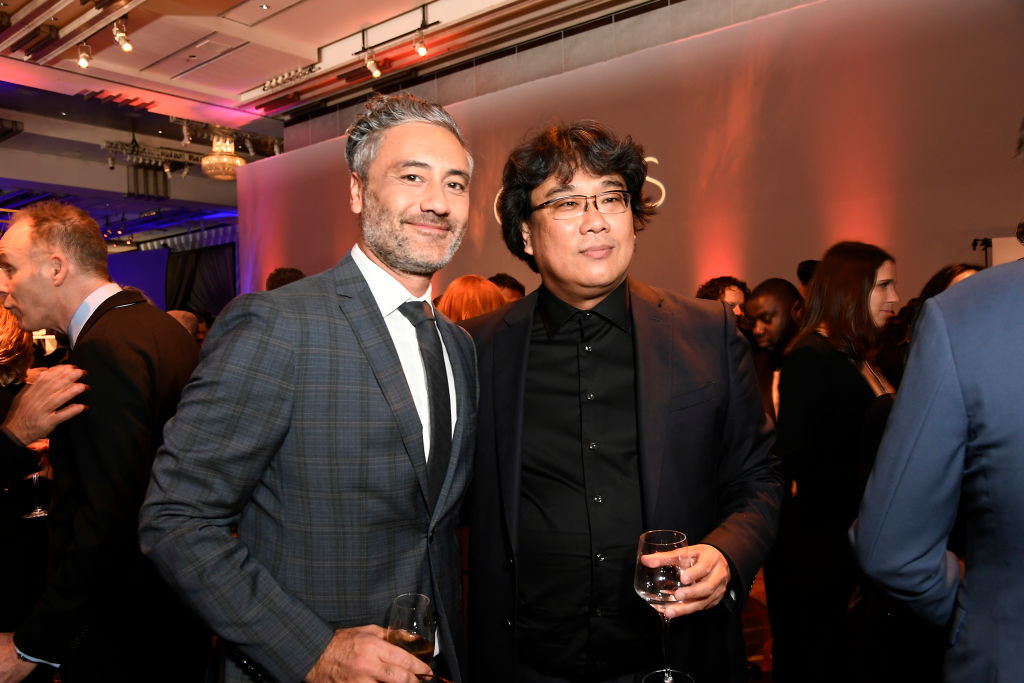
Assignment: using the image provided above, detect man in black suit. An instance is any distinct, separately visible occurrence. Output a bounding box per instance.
[462,122,782,683]
[0,201,204,682]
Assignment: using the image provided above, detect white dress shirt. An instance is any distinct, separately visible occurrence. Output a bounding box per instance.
[350,244,456,461]
[67,282,123,348]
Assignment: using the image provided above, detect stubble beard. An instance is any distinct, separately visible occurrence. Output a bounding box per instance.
[360,188,466,277]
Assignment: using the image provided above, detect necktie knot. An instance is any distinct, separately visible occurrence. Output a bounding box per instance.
[399,300,434,326]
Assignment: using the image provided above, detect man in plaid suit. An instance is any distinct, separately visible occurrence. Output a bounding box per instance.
[140,93,477,683]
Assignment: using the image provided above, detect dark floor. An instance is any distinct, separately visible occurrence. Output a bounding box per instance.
[743,571,772,682]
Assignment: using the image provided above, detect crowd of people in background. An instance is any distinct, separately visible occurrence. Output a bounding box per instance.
[0,90,1020,683]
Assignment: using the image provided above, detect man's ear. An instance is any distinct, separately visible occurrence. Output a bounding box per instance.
[349,172,364,214]
[49,254,69,286]
[791,297,804,321]
[521,221,533,256]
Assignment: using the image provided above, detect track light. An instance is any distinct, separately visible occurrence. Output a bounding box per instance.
[113,18,132,53]
[181,122,191,147]
[273,141,281,156]
[365,54,381,78]
[162,161,172,178]
[244,137,255,156]
[77,43,93,68]
[413,32,427,57]
[181,165,190,179]
[107,154,115,170]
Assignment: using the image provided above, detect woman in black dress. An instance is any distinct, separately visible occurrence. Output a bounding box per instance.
[765,241,900,682]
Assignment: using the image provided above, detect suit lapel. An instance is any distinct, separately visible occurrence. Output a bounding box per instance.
[493,293,536,557]
[333,255,432,507]
[432,316,473,519]
[630,280,673,525]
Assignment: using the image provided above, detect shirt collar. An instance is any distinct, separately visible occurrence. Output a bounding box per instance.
[350,243,433,315]
[68,282,122,347]
[536,279,632,337]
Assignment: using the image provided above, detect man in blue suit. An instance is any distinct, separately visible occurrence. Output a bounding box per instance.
[852,259,1024,682]
[140,93,477,683]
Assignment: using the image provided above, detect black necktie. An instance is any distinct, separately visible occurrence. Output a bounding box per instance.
[399,301,452,504]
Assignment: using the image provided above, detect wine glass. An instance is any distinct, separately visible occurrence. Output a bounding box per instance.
[634,530,688,681]
[22,472,48,519]
[386,593,436,668]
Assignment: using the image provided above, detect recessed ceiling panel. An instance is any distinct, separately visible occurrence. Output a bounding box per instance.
[175,42,309,94]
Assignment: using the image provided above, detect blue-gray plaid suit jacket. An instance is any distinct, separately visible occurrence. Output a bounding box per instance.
[139,252,477,682]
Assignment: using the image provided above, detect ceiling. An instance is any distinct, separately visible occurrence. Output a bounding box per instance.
[0,0,653,239]
[1,0,654,127]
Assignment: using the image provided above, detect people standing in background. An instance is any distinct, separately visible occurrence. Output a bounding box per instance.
[795,259,818,301]
[852,260,1024,683]
[745,278,803,423]
[765,241,899,683]
[487,272,526,302]
[265,266,306,290]
[166,309,200,341]
[0,200,204,683]
[463,121,780,683]
[437,274,506,323]
[140,93,476,683]
[695,275,749,320]
[876,263,981,389]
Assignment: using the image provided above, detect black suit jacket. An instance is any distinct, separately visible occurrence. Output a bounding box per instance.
[13,289,204,681]
[462,279,782,683]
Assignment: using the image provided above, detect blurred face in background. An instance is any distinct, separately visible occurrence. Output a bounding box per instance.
[720,285,745,319]
[747,293,799,353]
[868,260,899,329]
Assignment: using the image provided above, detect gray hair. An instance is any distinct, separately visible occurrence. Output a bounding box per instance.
[344,93,472,179]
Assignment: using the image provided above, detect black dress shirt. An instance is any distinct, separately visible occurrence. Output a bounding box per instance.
[516,281,654,680]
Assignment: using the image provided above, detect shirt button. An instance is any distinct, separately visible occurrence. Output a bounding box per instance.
[596,553,606,562]
[588,442,598,451]
[584,391,595,401]
[593,494,603,503]
[583,344,593,352]
[583,312,592,319]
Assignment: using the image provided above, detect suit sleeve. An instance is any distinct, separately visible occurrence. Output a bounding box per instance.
[850,299,963,625]
[701,316,783,603]
[15,335,169,662]
[139,295,334,682]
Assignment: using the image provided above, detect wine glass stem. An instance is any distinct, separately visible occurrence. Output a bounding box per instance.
[660,613,672,672]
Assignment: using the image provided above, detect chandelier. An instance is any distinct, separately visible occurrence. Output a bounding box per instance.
[201,135,246,181]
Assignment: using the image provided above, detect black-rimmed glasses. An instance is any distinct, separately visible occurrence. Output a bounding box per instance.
[530,190,631,220]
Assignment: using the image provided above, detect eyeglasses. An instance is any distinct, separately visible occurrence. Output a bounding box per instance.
[530,190,631,220]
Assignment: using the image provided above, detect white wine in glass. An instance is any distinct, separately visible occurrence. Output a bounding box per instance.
[634,530,688,682]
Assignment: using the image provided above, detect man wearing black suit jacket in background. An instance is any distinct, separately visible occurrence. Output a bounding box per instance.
[462,122,782,683]
[0,201,204,683]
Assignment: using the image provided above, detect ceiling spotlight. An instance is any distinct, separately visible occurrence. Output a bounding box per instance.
[181,165,190,179]
[365,54,381,78]
[162,161,172,178]
[181,122,192,147]
[77,43,93,68]
[113,18,132,53]
[107,154,115,170]
[413,32,427,57]
[244,137,255,156]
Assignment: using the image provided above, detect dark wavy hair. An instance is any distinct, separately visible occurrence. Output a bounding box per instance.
[790,241,894,361]
[695,276,750,301]
[498,121,655,272]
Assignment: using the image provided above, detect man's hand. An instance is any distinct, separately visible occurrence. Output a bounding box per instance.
[0,634,36,683]
[641,543,731,618]
[305,625,432,683]
[1,366,87,446]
